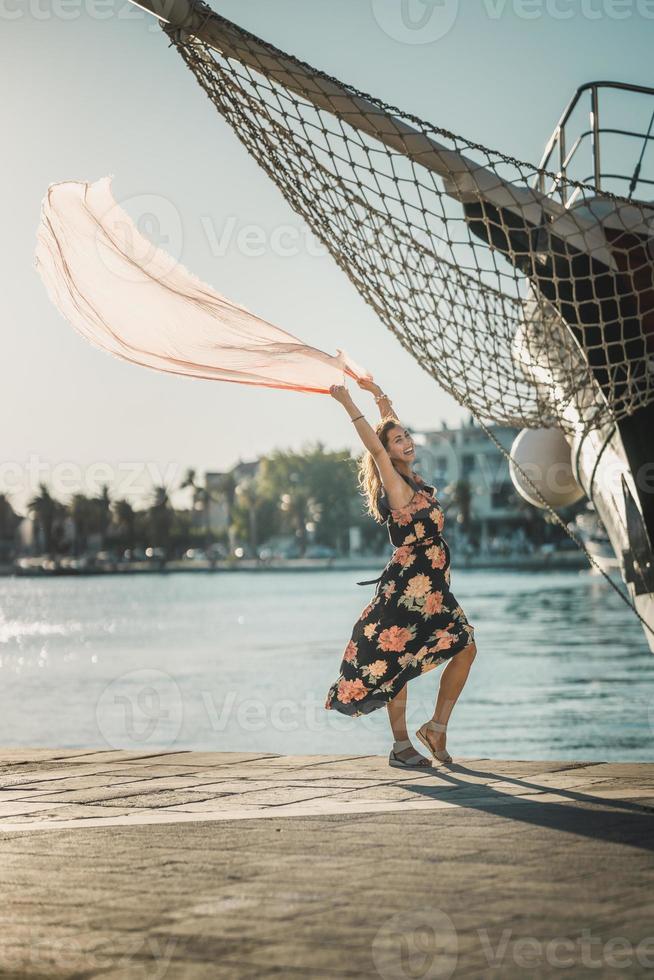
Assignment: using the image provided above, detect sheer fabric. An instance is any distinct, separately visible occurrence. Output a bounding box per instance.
[34,177,371,393]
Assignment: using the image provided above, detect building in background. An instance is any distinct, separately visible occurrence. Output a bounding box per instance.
[202,472,231,536]
[411,415,532,555]
[202,419,557,558]
[202,461,262,555]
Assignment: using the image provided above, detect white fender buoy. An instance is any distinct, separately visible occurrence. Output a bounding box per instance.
[509,427,585,509]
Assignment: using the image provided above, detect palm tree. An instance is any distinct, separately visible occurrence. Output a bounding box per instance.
[0,494,19,560]
[0,494,15,536]
[113,499,136,551]
[280,480,313,556]
[180,468,211,546]
[180,468,200,501]
[147,484,173,556]
[27,483,64,555]
[94,483,112,549]
[69,493,94,556]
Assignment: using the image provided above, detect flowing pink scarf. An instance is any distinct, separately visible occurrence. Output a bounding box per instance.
[34,177,371,393]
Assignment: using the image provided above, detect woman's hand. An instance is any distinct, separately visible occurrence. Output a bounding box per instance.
[329,383,354,406]
[356,375,382,397]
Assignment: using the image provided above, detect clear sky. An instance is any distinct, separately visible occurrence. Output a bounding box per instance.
[3,0,653,515]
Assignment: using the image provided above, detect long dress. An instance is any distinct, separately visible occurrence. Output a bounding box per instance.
[324,472,475,717]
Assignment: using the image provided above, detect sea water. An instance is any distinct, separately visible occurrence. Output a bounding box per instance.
[0,569,652,761]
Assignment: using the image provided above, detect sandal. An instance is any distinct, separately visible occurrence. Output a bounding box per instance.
[388,738,432,770]
[415,720,453,764]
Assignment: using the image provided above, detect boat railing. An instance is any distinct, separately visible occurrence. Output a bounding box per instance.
[533,80,654,206]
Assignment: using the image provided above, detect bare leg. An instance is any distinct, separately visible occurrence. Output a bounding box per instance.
[424,641,477,755]
[387,684,430,766]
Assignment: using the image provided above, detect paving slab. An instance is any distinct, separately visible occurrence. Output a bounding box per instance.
[1,748,652,978]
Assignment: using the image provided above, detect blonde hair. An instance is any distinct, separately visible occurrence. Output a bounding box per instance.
[356,415,404,523]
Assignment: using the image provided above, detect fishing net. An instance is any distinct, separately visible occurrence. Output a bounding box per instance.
[159,1,654,441]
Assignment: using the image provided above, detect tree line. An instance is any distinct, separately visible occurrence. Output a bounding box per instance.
[0,443,390,561]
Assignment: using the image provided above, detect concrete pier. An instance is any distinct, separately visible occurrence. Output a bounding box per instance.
[1,749,653,977]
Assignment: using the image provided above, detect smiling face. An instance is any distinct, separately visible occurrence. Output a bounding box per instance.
[385,423,415,465]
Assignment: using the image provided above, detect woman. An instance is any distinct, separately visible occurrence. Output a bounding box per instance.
[324,377,477,770]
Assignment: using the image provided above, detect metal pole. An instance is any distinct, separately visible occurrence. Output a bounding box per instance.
[559,125,567,205]
[590,85,601,190]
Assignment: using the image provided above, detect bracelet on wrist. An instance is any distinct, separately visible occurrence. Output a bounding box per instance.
[374,392,390,403]
[351,413,365,423]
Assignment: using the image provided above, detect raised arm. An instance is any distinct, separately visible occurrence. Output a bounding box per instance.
[329,384,415,511]
[356,376,395,419]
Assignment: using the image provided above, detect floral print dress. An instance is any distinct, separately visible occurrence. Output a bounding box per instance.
[324,473,475,717]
